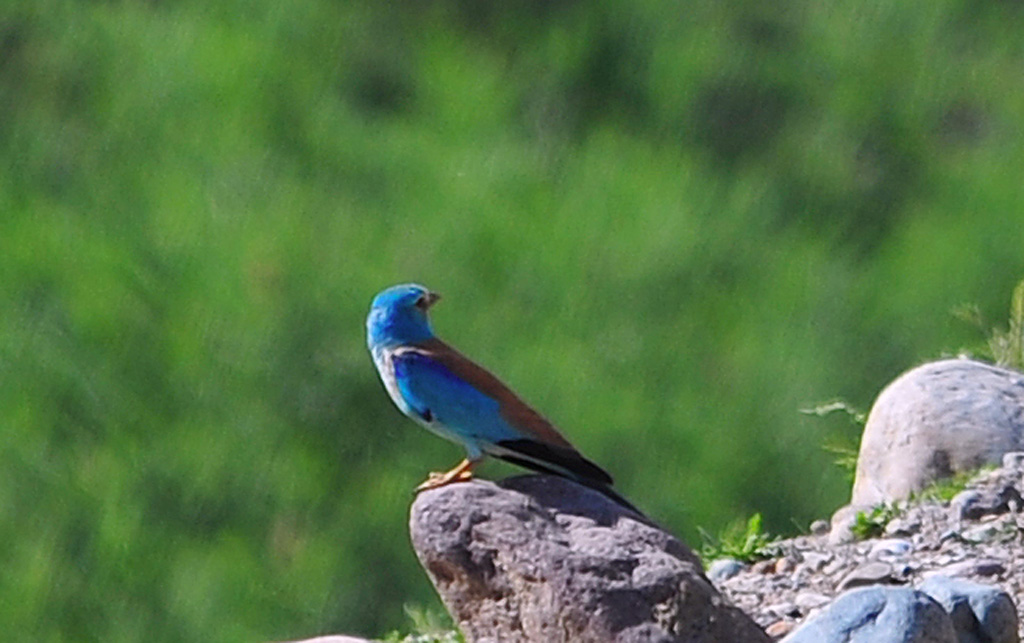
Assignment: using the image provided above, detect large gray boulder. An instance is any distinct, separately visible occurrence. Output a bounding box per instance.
[410,476,770,643]
[781,586,957,643]
[919,576,1019,643]
[851,359,1024,507]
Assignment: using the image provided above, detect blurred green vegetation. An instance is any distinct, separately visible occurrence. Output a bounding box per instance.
[699,513,779,566]
[2,0,1024,639]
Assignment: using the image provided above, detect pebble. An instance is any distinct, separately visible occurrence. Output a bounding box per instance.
[766,602,799,619]
[837,561,896,590]
[799,552,832,573]
[765,620,794,638]
[961,523,1000,543]
[709,460,1024,639]
[926,559,1006,579]
[706,558,746,582]
[951,490,987,520]
[775,557,796,574]
[809,520,830,536]
[952,485,1023,521]
[869,538,913,558]
[751,560,775,574]
[794,591,831,611]
[1002,451,1024,470]
[893,563,916,577]
[883,516,921,536]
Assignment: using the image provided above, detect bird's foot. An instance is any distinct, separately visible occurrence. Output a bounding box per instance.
[415,458,476,492]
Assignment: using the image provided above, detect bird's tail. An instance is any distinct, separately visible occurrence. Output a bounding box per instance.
[492,449,644,516]
[574,478,644,516]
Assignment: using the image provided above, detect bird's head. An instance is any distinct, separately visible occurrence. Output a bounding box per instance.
[366,283,441,349]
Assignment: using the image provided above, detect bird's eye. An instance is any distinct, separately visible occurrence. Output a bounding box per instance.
[414,296,427,309]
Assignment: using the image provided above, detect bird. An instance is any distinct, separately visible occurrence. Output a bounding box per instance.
[366,283,638,512]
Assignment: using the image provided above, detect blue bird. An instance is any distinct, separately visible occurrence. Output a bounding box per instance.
[366,283,637,511]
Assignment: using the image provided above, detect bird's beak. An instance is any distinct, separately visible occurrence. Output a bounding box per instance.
[424,292,441,308]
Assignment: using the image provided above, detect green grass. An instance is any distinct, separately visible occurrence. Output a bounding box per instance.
[954,277,1024,370]
[802,400,869,481]
[699,513,780,565]
[381,606,464,643]
[988,278,1024,371]
[844,467,991,541]
[850,504,901,541]
[910,466,995,504]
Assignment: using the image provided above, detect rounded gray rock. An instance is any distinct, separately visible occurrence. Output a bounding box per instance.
[837,561,897,591]
[707,558,747,582]
[920,575,1020,643]
[852,359,1024,507]
[870,538,913,558]
[781,586,957,643]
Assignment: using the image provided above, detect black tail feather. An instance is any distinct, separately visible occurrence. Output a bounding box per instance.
[492,452,642,516]
[495,438,613,485]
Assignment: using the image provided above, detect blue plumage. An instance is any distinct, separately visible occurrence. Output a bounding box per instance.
[366,283,637,512]
[393,350,517,446]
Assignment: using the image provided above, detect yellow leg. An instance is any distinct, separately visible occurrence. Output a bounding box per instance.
[416,458,478,492]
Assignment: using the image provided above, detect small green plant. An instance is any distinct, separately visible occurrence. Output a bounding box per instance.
[850,504,900,540]
[699,513,780,566]
[954,277,1024,370]
[821,442,860,481]
[381,630,464,643]
[989,278,1024,370]
[382,605,465,643]
[801,400,868,480]
[910,466,994,504]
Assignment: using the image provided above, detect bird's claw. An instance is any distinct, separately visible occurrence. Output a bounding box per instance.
[415,460,476,492]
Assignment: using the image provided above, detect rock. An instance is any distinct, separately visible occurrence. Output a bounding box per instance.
[410,476,770,643]
[871,538,914,558]
[717,458,1024,638]
[781,586,957,643]
[810,520,830,536]
[766,620,795,637]
[920,576,1019,643]
[952,485,1023,521]
[952,490,988,521]
[707,558,747,582]
[959,524,995,543]
[851,359,1024,507]
[752,559,776,574]
[798,552,832,573]
[886,517,923,537]
[828,504,865,545]
[765,602,794,618]
[837,561,898,591]
[1002,451,1024,471]
[925,560,1006,579]
[822,557,847,576]
[766,601,799,619]
[775,556,797,574]
[794,591,831,611]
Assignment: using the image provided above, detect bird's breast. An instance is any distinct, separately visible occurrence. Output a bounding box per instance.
[372,347,411,415]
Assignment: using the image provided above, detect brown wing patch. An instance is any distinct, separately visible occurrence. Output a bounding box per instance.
[412,338,577,450]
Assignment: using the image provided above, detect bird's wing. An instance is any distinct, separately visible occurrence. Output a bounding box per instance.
[390,345,504,434]
[392,338,613,486]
